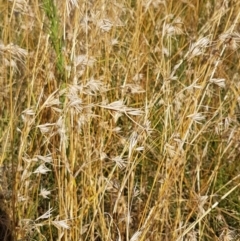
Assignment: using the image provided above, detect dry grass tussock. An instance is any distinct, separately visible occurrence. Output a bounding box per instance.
[1,0,240,240]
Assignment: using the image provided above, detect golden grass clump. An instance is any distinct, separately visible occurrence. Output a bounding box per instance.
[1,0,240,240]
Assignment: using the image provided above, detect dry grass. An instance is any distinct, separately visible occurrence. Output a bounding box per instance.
[1,0,240,240]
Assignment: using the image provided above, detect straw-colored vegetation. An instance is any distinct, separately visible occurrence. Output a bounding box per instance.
[1,0,240,240]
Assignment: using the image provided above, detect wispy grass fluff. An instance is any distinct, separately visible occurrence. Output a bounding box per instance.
[1,1,240,241]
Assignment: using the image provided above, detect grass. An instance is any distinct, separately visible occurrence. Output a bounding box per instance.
[1,0,240,240]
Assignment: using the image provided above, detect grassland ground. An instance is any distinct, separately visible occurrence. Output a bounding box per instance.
[1,0,240,240]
